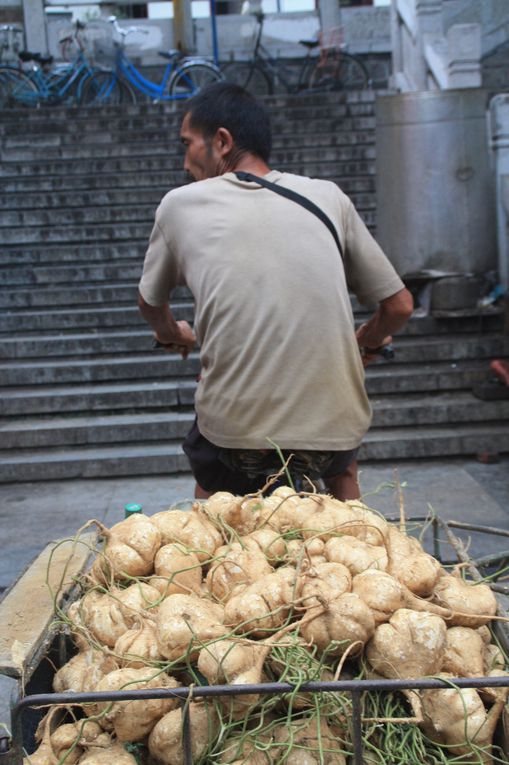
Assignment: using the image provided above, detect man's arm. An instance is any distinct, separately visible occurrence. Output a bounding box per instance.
[138,293,196,359]
[355,287,413,365]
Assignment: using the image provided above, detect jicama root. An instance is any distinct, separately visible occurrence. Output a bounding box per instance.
[77,743,138,764]
[150,542,202,596]
[75,590,130,648]
[206,543,273,602]
[442,626,486,677]
[352,569,450,626]
[301,498,389,545]
[366,608,447,679]
[156,593,226,662]
[203,492,264,535]
[432,571,498,628]
[24,717,110,765]
[150,508,222,562]
[148,701,218,765]
[272,716,347,764]
[385,525,442,597]
[286,538,327,567]
[90,514,161,582]
[114,616,164,667]
[300,591,375,657]
[299,561,352,607]
[224,567,298,637]
[90,667,180,740]
[419,672,505,764]
[197,638,266,714]
[76,583,160,648]
[241,527,287,563]
[324,535,388,575]
[53,649,118,693]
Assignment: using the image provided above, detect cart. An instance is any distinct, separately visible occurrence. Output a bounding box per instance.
[1,516,509,765]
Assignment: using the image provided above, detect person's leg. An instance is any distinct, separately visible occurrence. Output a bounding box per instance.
[195,482,212,499]
[323,458,360,500]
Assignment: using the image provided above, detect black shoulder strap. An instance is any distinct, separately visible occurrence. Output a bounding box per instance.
[235,171,344,262]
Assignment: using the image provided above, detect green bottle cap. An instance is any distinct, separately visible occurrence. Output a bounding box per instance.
[124,503,143,517]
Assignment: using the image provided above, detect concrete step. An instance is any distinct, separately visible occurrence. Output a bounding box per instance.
[2,393,508,451]
[0,441,190,482]
[362,422,509,461]
[1,329,507,361]
[0,186,377,213]
[0,199,376,248]
[1,171,375,195]
[0,306,502,337]
[0,240,146,265]
[0,282,192,309]
[0,303,192,333]
[0,153,376,182]
[0,411,195,449]
[0,354,489,391]
[0,261,144,286]
[2,131,375,161]
[0,221,152,246]
[0,205,157,229]
[0,421,507,483]
[0,378,196,416]
[0,93,375,133]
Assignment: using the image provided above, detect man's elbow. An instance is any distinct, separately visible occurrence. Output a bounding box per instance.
[382,287,414,321]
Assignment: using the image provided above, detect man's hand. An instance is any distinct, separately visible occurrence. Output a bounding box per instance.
[155,320,196,359]
[356,323,392,367]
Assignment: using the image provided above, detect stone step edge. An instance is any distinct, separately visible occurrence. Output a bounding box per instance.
[1,422,508,467]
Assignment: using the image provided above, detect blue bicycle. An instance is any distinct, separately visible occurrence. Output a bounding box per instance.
[0,21,106,108]
[80,16,223,105]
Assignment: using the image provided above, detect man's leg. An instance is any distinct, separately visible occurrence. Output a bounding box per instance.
[323,458,360,501]
[195,483,212,499]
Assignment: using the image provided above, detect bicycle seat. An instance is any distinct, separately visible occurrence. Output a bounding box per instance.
[19,50,54,65]
[158,50,182,61]
[299,39,319,49]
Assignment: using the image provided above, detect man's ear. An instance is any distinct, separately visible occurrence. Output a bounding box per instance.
[215,127,234,155]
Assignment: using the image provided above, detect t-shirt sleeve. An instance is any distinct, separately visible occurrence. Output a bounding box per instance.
[342,197,405,305]
[138,204,184,307]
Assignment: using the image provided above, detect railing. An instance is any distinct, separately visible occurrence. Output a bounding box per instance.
[390,0,481,91]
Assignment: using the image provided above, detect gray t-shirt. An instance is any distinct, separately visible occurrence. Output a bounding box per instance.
[139,171,404,450]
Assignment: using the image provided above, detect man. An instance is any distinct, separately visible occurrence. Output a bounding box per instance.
[138,83,413,500]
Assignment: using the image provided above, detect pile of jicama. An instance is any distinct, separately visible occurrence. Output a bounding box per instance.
[27,487,509,765]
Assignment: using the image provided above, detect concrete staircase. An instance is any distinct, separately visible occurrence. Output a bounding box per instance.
[1,91,508,483]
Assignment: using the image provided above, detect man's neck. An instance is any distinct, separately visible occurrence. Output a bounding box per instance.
[232,156,271,176]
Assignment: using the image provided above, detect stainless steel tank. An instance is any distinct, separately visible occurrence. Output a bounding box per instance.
[375,89,496,277]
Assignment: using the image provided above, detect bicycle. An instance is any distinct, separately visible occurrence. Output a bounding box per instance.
[80,16,223,105]
[221,13,369,95]
[308,26,370,91]
[0,21,107,108]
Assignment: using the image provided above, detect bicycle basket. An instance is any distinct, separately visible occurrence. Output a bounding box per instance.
[90,35,118,66]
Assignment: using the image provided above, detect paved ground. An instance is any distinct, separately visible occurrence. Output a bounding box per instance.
[1,456,508,733]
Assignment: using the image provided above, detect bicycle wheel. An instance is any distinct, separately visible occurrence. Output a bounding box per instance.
[0,66,39,108]
[169,62,223,98]
[308,51,369,91]
[79,70,136,106]
[221,61,272,96]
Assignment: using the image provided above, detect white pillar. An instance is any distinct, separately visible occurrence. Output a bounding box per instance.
[173,0,194,54]
[22,0,48,54]
[490,94,509,290]
[319,0,341,36]
[447,24,481,89]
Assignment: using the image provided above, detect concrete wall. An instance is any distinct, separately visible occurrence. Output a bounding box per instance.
[35,5,391,64]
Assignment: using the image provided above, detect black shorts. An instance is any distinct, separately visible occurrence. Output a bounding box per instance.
[182,418,359,495]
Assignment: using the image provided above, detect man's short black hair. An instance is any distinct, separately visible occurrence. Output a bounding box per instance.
[185,82,272,163]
